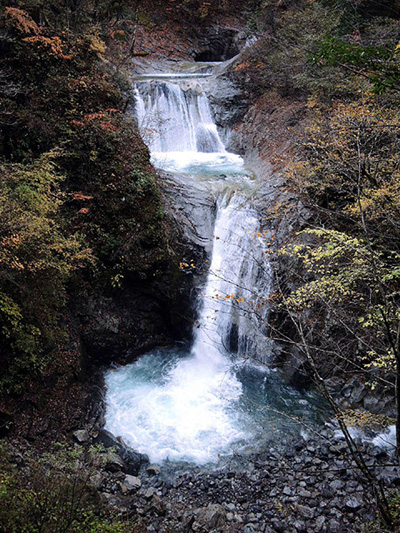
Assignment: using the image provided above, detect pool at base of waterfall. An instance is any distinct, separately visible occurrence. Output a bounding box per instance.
[151,151,249,177]
[104,345,327,466]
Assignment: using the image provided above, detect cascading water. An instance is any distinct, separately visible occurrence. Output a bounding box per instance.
[135,79,225,153]
[134,78,245,176]
[105,67,326,465]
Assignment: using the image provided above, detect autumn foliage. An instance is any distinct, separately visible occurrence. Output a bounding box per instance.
[0,3,169,391]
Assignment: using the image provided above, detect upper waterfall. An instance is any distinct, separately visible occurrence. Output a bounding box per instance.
[134,75,249,177]
[135,79,225,153]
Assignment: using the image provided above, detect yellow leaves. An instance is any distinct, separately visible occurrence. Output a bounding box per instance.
[88,33,106,59]
[341,409,394,431]
[179,260,195,271]
[0,156,92,282]
[280,228,380,312]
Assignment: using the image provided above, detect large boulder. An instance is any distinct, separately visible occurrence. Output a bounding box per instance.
[195,503,226,530]
[96,429,148,475]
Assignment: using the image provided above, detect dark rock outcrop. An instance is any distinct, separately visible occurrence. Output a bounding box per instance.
[96,429,149,475]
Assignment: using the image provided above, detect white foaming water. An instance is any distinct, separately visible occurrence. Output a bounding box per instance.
[193,194,272,362]
[105,349,245,464]
[135,80,225,154]
[151,151,246,176]
[372,425,396,450]
[133,72,212,80]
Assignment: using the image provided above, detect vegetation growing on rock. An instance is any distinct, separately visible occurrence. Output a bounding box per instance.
[0,3,171,395]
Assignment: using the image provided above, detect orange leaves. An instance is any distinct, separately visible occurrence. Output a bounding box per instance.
[4,7,39,35]
[235,61,250,72]
[23,35,73,60]
[70,120,85,128]
[70,110,121,133]
[84,110,120,123]
[83,112,105,122]
[4,7,72,60]
[72,192,93,202]
[100,122,117,132]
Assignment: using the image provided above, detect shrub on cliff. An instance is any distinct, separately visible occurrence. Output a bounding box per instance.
[0,5,171,391]
[0,154,92,392]
[0,443,141,532]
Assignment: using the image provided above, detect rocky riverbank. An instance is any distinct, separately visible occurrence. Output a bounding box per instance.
[61,421,397,532]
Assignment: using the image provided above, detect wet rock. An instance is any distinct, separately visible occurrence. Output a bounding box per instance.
[105,452,125,473]
[151,495,166,516]
[96,429,148,475]
[363,396,382,414]
[345,497,362,511]
[73,429,90,443]
[378,466,400,486]
[330,480,345,491]
[196,503,226,530]
[147,464,161,476]
[315,516,326,531]
[370,446,388,459]
[328,518,342,532]
[271,519,286,532]
[90,472,104,490]
[298,488,311,498]
[145,487,156,499]
[349,379,367,406]
[293,520,306,532]
[195,27,242,62]
[123,474,142,492]
[298,505,314,520]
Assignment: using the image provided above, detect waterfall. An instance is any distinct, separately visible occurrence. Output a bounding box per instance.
[135,80,225,153]
[192,194,271,364]
[135,74,271,361]
[104,70,324,465]
[105,193,272,463]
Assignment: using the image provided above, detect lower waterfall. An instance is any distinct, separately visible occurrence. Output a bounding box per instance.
[105,195,267,464]
[104,67,325,465]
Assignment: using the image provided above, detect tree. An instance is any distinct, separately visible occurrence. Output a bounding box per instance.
[257,94,400,527]
[283,96,400,443]
[0,153,92,391]
[312,37,400,94]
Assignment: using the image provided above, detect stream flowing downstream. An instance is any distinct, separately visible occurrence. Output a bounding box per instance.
[104,66,326,465]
